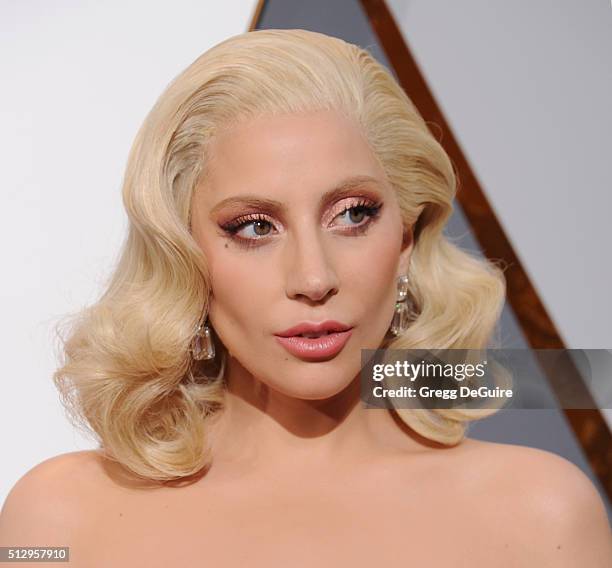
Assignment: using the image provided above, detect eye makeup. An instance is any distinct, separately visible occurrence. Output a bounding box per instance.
[218,196,384,250]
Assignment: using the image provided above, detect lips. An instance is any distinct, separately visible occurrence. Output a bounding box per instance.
[275,320,352,338]
[274,320,354,361]
[274,331,353,360]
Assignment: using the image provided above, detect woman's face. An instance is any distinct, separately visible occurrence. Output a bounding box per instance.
[191,109,412,400]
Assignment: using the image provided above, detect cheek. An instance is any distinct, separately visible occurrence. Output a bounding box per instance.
[346,225,402,297]
[207,251,275,336]
[345,229,403,340]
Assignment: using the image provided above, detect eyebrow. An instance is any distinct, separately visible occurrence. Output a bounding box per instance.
[209,174,385,217]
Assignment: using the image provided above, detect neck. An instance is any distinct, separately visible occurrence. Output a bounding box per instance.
[206,354,427,474]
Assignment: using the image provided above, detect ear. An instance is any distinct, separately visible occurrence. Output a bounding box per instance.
[396,224,414,278]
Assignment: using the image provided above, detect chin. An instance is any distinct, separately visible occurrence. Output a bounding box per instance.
[266,363,358,400]
[274,382,353,401]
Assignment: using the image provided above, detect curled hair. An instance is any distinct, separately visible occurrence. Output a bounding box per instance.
[53,29,506,481]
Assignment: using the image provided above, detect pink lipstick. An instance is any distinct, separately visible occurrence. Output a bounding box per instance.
[274,320,353,361]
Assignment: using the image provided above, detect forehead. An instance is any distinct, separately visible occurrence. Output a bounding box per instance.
[199,110,388,204]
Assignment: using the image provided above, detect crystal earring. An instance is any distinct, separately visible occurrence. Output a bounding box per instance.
[190,317,216,361]
[390,275,410,336]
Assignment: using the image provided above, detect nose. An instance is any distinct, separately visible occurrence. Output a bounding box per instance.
[285,229,340,303]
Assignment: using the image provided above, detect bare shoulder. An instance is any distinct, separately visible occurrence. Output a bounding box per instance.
[0,450,110,546]
[459,438,612,566]
[459,437,607,502]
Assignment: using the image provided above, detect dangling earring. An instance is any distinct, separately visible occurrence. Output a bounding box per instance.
[190,316,216,360]
[390,275,410,336]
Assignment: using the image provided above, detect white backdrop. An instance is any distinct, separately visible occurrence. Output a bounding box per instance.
[0,0,257,503]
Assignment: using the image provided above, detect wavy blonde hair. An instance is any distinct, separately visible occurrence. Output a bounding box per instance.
[53,29,506,481]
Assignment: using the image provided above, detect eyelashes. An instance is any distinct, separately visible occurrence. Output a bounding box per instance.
[220,198,383,249]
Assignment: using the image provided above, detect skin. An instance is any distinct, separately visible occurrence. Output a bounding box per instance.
[1,109,611,567]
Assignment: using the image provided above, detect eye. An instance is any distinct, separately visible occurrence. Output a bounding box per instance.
[220,214,277,247]
[235,218,273,239]
[335,203,380,227]
[331,199,383,233]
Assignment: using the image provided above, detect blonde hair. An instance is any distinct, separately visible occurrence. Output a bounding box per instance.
[53,29,506,481]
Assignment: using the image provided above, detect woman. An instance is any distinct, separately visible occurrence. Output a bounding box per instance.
[1,29,610,567]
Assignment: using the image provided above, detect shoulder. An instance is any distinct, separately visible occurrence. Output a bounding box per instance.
[459,438,612,565]
[0,450,108,545]
[460,437,606,500]
[458,438,608,512]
